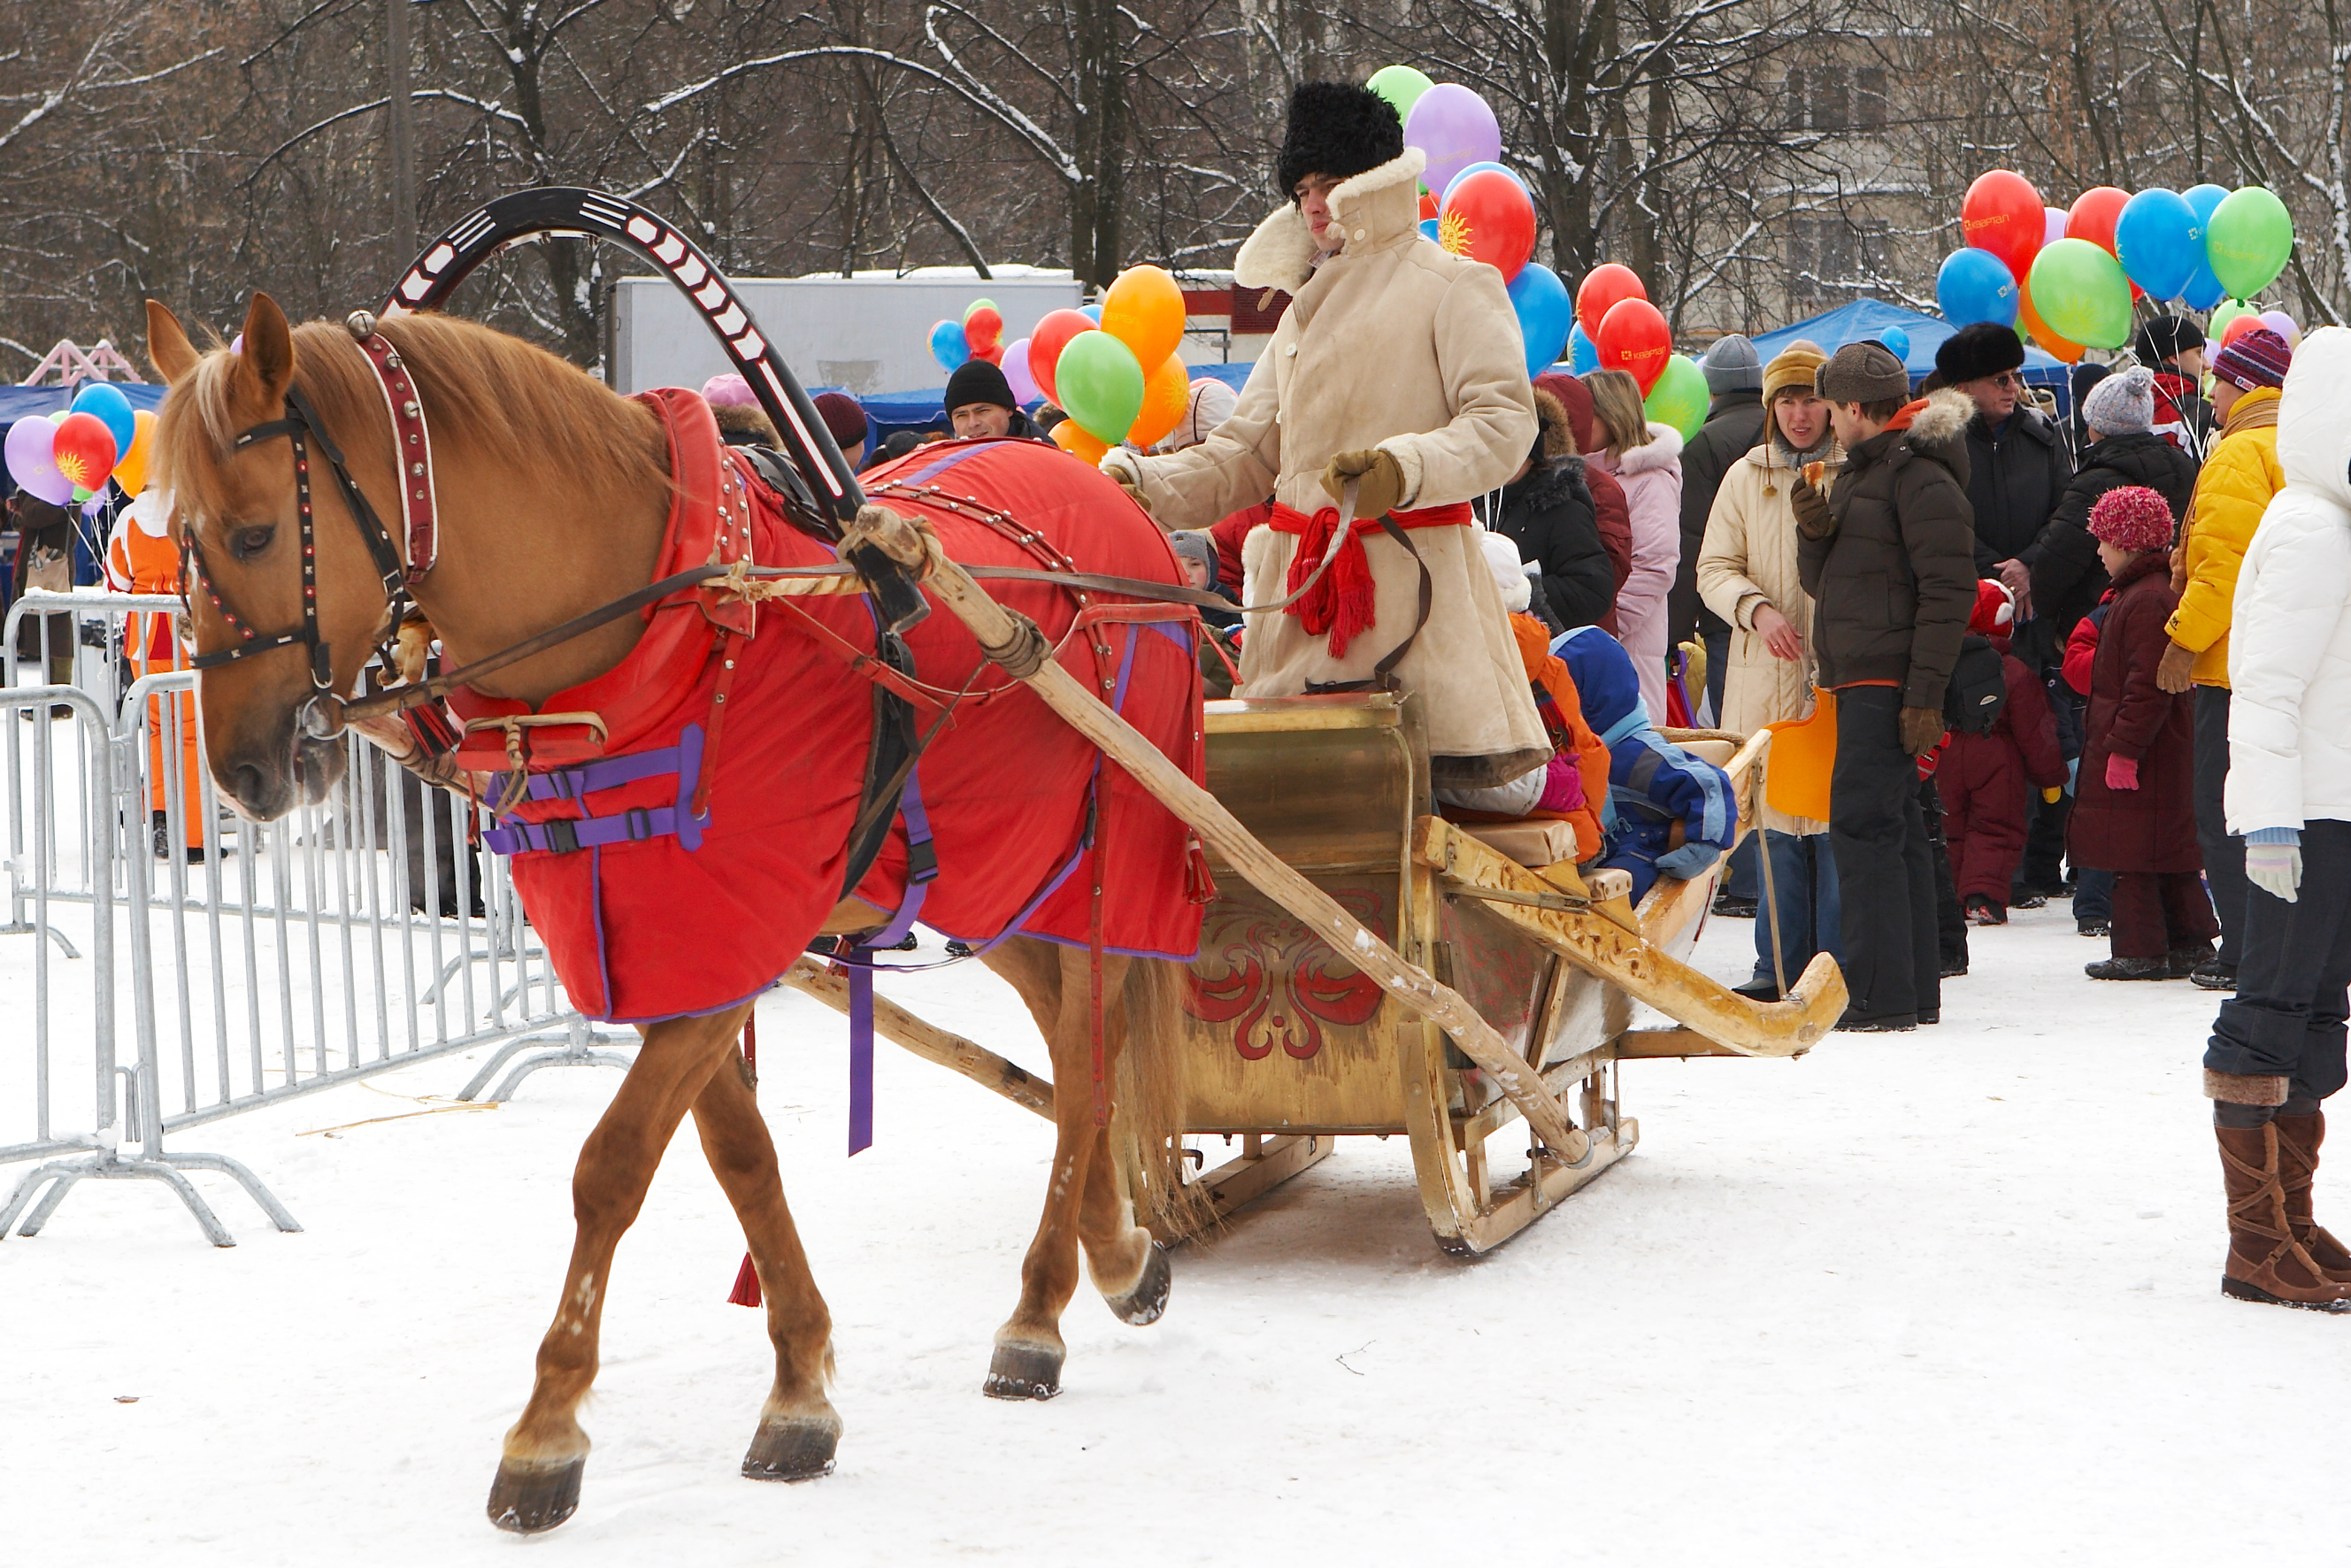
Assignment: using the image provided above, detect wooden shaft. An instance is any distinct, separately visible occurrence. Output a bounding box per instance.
[845,504,1589,1162]
[780,957,1055,1119]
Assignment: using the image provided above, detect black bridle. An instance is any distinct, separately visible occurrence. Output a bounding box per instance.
[181,379,411,738]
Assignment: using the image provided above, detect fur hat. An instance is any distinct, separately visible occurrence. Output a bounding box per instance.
[1700,334,1763,394]
[2210,327,2293,392]
[2133,314,2206,365]
[1479,528,1533,614]
[1537,371,1597,452]
[1277,82,1404,199]
[1763,341,1828,404]
[1969,578,2016,634]
[2082,365,2156,436]
[2086,484,2175,552]
[1933,322,2026,384]
[1817,341,1910,405]
[1532,387,1576,459]
[812,391,868,450]
[944,358,1018,412]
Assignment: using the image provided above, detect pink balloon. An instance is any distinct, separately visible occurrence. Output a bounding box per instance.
[2043,207,2069,249]
[1002,337,1041,405]
[5,414,73,506]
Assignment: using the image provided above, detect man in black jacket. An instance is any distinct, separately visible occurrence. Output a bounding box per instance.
[1791,344,1978,1032]
[1936,323,2070,602]
[1671,334,1768,718]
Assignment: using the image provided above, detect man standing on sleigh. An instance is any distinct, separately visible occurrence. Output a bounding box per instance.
[1101,81,1550,801]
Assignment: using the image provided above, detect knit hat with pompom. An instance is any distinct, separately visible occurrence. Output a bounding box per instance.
[2086,484,2175,553]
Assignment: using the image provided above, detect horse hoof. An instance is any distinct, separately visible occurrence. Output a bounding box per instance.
[1103,1241,1172,1326]
[487,1456,585,1534]
[742,1416,841,1482]
[983,1341,1063,1401]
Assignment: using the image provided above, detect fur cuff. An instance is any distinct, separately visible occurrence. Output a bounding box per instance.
[1233,204,1317,295]
[1375,439,1425,510]
[2206,1069,2291,1106]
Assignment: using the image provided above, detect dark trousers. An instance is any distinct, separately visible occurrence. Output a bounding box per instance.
[1922,775,1968,970]
[1748,828,1841,990]
[2017,787,2071,896]
[2193,685,2253,967]
[1723,832,1760,902]
[2110,871,2219,958]
[1704,626,1730,726]
[2206,819,2351,1102]
[1829,688,1940,1023]
[2075,866,2114,923]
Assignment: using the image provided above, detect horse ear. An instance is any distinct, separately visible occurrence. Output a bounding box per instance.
[234,292,296,407]
[146,301,200,383]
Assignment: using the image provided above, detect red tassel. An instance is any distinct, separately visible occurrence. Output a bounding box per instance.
[1284,508,1378,658]
[727,1252,762,1308]
[1184,834,1218,904]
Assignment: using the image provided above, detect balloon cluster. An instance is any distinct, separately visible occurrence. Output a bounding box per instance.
[1940,171,2296,359]
[928,299,1007,373]
[1020,265,1192,462]
[6,382,156,514]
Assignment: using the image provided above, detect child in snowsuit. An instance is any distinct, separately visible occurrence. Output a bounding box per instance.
[2062,602,2117,938]
[1938,580,2067,923]
[1553,624,1739,902]
[2068,486,2217,979]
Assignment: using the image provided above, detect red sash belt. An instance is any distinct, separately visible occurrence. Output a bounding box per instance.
[1266,498,1471,658]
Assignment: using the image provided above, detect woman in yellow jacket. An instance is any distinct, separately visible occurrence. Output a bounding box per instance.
[2160,327,2293,990]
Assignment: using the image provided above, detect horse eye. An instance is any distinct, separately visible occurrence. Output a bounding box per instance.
[229,526,275,560]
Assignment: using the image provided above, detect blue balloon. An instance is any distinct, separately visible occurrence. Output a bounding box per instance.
[1441,160,1529,204]
[1878,326,1910,362]
[2180,183,2230,311]
[928,319,968,373]
[70,381,137,463]
[1507,262,1573,378]
[1418,217,1441,242]
[2115,188,2201,301]
[1080,304,1103,323]
[1568,320,1599,374]
[1936,247,2017,327]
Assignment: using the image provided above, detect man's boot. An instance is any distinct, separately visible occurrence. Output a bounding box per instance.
[2214,1118,2351,1311]
[2272,1107,2351,1285]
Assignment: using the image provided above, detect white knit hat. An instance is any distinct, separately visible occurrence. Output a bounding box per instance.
[2083,365,2156,436]
[1155,378,1238,453]
[1479,528,1533,614]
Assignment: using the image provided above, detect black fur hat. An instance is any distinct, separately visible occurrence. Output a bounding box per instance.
[1933,321,2025,384]
[1276,81,1404,201]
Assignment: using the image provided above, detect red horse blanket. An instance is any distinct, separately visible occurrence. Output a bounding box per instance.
[450,392,1207,1024]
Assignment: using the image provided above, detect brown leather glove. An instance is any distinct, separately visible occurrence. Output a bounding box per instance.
[1788,473,1835,541]
[1900,704,1947,758]
[2156,639,2196,694]
[1320,447,1407,520]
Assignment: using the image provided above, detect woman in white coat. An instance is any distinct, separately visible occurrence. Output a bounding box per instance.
[1580,368,1683,723]
[2202,324,2351,1311]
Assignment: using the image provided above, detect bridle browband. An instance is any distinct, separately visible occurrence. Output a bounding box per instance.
[181,311,436,740]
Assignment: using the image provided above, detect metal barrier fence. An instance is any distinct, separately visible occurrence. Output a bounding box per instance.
[2,589,630,1244]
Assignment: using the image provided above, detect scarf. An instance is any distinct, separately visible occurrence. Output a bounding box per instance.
[1266,498,1471,658]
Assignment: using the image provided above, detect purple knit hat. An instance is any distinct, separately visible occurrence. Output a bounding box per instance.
[2086,485,2175,553]
[2210,327,2293,392]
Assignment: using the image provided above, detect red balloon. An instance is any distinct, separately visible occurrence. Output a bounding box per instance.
[1961,169,2044,283]
[50,410,118,495]
[1439,171,1537,282]
[2066,187,2131,256]
[1419,189,1440,222]
[964,304,1004,354]
[973,342,1004,365]
[1576,263,1647,342]
[1596,296,1672,395]
[1027,308,1095,406]
[2218,312,2264,350]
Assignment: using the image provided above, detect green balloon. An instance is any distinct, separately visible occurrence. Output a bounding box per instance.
[1366,65,1436,125]
[1643,354,1709,441]
[1056,330,1146,444]
[2206,187,2293,301]
[2027,238,2133,350]
[2207,298,2253,341]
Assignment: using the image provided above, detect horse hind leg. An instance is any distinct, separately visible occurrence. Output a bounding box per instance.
[687,1028,841,1482]
[486,1004,749,1535]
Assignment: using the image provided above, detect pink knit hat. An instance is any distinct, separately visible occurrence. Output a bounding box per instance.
[701,373,757,408]
[2086,485,2175,553]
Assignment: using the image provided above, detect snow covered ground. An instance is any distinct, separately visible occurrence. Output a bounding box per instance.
[4,901,2347,1564]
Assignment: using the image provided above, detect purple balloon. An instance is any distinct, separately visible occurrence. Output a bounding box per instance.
[1002,336,1041,405]
[1403,84,1502,203]
[2259,309,2299,342]
[2044,206,2068,249]
[5,414,73,506]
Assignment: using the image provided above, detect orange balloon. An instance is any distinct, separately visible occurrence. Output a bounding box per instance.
[1052,419,1110,464]
[1126,355,1191,448]
[1100,265,1187,370]
[113,408,158,498]
[2017,279,2084,364]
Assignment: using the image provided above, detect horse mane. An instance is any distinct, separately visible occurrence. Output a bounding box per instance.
[158,312,668,523]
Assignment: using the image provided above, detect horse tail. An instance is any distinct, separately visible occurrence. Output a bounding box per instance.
[1116,956,1211,1239]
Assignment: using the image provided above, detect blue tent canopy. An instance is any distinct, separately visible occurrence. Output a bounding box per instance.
[1749,300,2078,415]
[854,359,1257,440]
[0,382,167,426]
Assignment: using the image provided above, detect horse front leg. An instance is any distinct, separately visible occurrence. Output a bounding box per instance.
[688,1026,841,1482]
[486,1003,749,1534]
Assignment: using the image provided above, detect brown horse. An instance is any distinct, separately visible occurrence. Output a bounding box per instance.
[146,292,1199,1533]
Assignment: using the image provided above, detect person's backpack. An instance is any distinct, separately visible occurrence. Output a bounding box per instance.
[1944,634,2009,734]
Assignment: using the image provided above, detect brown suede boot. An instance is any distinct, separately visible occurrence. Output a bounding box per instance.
[2272,1110,2351,1285]
[2216,1124,2351,1311]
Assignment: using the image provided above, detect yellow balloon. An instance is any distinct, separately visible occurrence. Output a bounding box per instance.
[1126,355,1191,448]
[1100,265,1187,371]
[1051,419,1110,464]
[113,408,158,498]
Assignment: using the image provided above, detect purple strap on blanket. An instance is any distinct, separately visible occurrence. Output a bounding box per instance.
[483,725,709,857]
[847,766,937,1156]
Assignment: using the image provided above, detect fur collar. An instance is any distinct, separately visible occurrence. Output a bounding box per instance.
[1905,388,1974,450]
[1233,149,1427,294]
[1610,422,1686,475]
